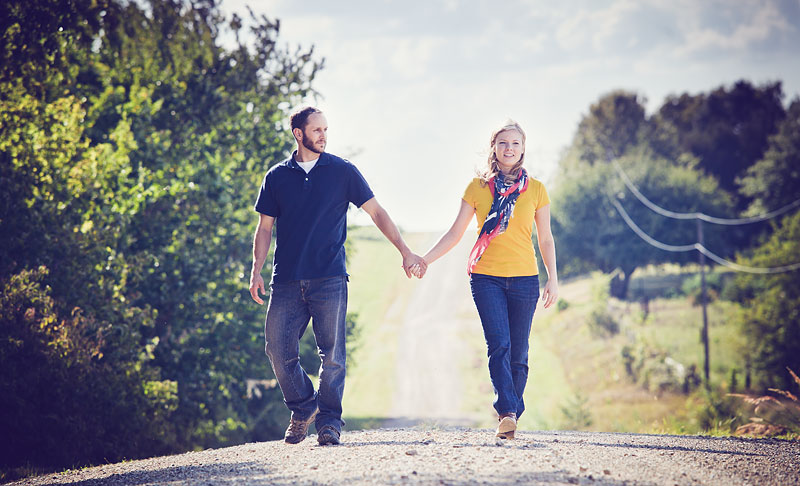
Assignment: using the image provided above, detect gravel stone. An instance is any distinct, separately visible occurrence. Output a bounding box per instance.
[8,427,800,486]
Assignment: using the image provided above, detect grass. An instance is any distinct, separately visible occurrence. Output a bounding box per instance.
[341,225,431,421]
[517,270,751,435]
[343,232,755,436]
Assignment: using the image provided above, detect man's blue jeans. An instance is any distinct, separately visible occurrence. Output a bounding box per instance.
[264,275,348,432]
[470,273,539,418]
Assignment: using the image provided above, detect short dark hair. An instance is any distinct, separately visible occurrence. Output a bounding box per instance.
[290,106,322,131]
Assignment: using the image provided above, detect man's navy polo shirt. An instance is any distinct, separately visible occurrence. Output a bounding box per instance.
[254,151,374,283]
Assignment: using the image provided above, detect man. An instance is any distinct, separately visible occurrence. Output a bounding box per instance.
[249,107,425,446]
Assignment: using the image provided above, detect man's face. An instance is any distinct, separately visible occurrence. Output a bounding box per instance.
[300,113,328,154]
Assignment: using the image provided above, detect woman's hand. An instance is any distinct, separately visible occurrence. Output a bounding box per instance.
[409,260,427,278]
[541,278,558,309]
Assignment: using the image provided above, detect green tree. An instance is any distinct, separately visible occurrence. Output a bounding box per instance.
[571,90,648,165]
[652,80,786,210]
[1,0,324,475]
[738,98,800,215]
[730,212,800,390]
[553,151,733,297]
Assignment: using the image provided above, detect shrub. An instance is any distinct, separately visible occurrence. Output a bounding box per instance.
[0,267,176,477]
[587,307,619,337]
[621,341,699,395]
[560,393,593,430]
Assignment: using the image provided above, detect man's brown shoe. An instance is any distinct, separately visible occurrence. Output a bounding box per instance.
[496,413,517,439]
[284,408,318,444]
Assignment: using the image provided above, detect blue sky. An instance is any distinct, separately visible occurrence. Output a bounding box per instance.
[222,0,800,231]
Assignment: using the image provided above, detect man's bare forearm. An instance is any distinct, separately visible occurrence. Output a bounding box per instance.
[371,206,411,258]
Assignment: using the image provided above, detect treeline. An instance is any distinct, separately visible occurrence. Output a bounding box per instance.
[551,82,800,392]
[1,0,324,478]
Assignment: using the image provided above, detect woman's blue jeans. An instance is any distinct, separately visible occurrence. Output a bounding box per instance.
[264,275,348,432]
[470,273,539,418]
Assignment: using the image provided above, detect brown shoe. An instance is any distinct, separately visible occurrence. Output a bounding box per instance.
[317,425,341,446]
[284,408,318,444]
[496,413,517,439]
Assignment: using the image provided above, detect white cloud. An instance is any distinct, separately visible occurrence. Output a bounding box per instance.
[220,0,800,230]
[670,0,794,57]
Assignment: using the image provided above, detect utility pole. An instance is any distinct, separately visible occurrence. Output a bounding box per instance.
[698,219,710,388]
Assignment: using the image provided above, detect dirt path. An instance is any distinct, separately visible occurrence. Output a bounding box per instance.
[13,428,799,485]
[384,235,483,427]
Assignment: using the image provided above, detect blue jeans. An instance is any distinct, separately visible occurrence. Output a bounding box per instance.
[264,275,348,432]
[470,274,539,418]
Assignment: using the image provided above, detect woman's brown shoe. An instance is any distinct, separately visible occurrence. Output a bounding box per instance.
[496,413,517,439]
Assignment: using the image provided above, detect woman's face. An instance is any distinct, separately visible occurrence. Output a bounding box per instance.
[494,129,524,171]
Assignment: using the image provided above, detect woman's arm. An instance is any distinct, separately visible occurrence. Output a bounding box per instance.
[422,199,475,266]
[534,204,559,309]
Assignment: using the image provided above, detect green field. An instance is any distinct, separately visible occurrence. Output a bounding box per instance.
[341,226,432,428]
[343,227,751,435]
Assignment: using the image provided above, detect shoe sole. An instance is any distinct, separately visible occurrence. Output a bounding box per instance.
[496,417,516,440]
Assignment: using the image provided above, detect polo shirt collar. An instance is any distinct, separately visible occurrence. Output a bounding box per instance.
[288,151,331,170]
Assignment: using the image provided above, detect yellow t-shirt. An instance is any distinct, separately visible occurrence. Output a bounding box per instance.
[462,176,550,277]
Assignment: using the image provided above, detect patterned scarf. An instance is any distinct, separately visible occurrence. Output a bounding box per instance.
[467,168,529,275]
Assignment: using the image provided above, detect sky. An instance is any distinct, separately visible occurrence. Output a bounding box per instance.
[221,0,800,232]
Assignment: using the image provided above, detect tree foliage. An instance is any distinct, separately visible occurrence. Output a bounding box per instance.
[553,84,793,297]
[653,80,785,209]
[553,84,800,389]
[553,147,733,295]
[729,212,800,391]
[1,0,323,475]
[738,99,800,215]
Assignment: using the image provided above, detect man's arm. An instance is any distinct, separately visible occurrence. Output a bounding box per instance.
[360,197,425,278]
[249,213,275,304]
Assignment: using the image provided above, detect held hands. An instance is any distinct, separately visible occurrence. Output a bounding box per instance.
[409,259,427,279]
[402,253,428,279]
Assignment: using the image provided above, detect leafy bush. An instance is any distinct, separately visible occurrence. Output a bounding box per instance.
[0,267,176,477]
[560,393,593,430]
[587,307,619,337]
[693,390,745,434]
[621,341,700,395]
[587,276,619,337]
[680,272,728,305]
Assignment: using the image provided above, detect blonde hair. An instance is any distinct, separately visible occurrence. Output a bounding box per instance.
[478,120,527,185]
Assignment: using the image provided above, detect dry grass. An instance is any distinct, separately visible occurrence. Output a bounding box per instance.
[729,368,800,438]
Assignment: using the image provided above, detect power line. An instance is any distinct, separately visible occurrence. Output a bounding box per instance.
[609,197,696,252]
[609,197,800,274]
[611,159,800,225]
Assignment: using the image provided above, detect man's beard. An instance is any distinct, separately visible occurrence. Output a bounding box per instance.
[302,137,324,154]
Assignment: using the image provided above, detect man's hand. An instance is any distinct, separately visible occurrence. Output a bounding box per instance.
[403,253,427,279]
[409,259,427,278]
[250,272,266,304]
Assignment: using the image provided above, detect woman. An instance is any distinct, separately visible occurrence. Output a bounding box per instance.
[412,120,558,439]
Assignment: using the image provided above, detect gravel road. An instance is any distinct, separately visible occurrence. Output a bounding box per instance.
[385,235,482,427]
[11,427,799,486]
